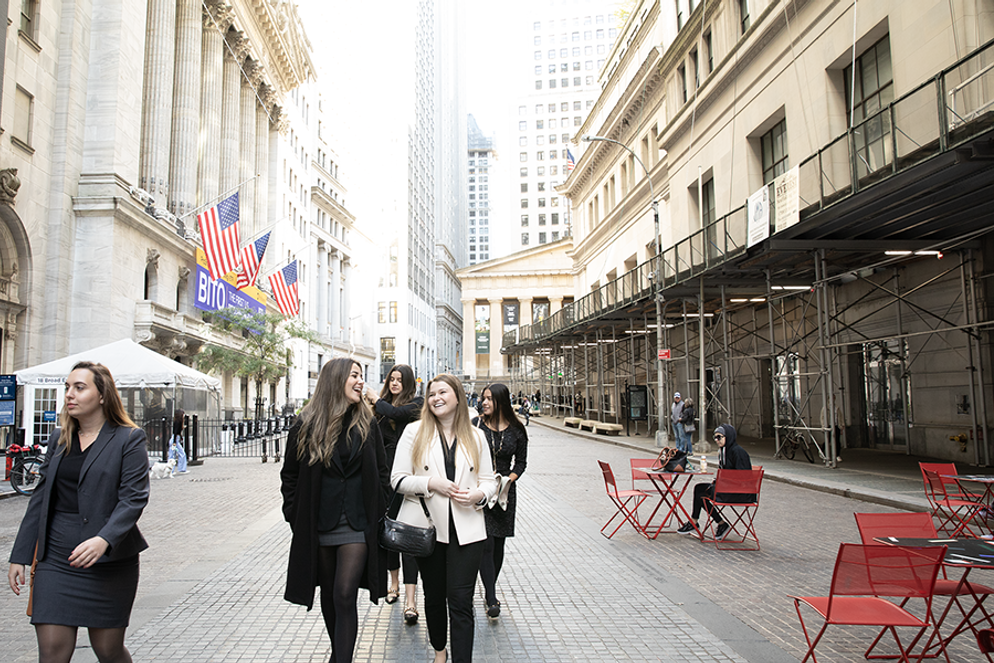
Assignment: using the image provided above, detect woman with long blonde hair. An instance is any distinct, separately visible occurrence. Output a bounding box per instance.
[8,361,149,663]
[392,374,497,663]
[281,358,390,662]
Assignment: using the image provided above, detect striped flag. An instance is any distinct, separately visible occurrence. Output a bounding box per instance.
[236,231,271,290]
[566,149,576,173]
[197,193,241,281]
[268,261,299,318]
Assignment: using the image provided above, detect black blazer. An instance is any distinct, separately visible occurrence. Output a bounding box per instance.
[9,424,150,565]
[374,396,423,466]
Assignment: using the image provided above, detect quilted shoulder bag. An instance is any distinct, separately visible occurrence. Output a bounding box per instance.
[378,478,436,557]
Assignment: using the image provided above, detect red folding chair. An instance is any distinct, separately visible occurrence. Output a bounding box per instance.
[922,468,987,537]
[920,462,983,501]
[790,543,950,663]
[855,512,994,659]
[630,457,658,489]
[597,460,649,539]
[701,468,764,550]
[980,629,994,653]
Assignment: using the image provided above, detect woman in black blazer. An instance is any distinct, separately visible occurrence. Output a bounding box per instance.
[281,358,390,663]
[8,361,149,663]
[365,363,424,622]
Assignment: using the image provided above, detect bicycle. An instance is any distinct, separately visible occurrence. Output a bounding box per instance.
[777,427,815,463]
[6,443,44,495]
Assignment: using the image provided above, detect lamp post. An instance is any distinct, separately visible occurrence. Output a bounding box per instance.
[581,135,667,447]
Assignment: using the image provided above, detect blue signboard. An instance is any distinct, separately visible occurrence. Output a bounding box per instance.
[193,248,267,315]
[42,410,57,423]
[0,374,14,400]
[0,401,14,426]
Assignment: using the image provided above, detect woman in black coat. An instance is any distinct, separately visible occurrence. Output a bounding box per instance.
[365,363,424,623]
[281,358,390,663]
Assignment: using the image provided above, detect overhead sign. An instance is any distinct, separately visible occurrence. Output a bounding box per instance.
[658,349,671,360]
[194,248,268,314]
[773,165,800,233]
[747,184,770,247]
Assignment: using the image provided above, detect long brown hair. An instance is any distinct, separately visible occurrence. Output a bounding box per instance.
[58,361,137,453]
[481,383,526,435]
[297,358,372,466]
[379,363,416,407]
[411,374,479,469]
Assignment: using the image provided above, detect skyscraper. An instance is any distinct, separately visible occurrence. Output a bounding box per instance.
[467,115,496,266]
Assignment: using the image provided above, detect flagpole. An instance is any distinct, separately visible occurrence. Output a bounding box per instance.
[257,245,309,284]
[240,216,288,245]
[179,174,260,221]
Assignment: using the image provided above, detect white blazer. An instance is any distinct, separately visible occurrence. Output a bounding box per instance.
[391,419,498,545]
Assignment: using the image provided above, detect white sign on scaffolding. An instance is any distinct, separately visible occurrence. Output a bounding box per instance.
[746,185,770,248]
[773,165,800,233]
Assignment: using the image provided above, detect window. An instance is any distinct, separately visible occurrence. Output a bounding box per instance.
[740,0,751,33]
[536,120,544,130]
[574,77,581,86]
[549,79,556,88]
[562,133,570,142]
[551,213,559,224]
[521,215,529,227]
[520,183,528,193]
[538,198,546,207]
[548,49,555,58]
[519,152,528,162]
[539,214,546,225]
[534,51,542,60]
[520,167,528,177]
[548,64,556,74]
[574,101,582,110]
[521,199,529,209]
[572,31,580,41]
[574,117,582,126]
[378,302,386,323]
[844,35,894,178]
[534,36,541,45]
[596,29,604,39]
[561,62,569,72]
[389,301,398,323]
[704,30,714,73]
[20,0,37,40]
[537,104,544,114]
[536,136,545,145]
[552,231,560,241]
[586,75,594,85]
[761,119,789,184]
[561,78,568,88]
[560,48,568,57]
[537,151,544,161]
[551,166,558,175]
[13,86,34,149]
[535,80,543,90]
[539,232,547,244]
[538,182,546,192]
[519,136,528,146]
[519,105,527,115]
[521,234,530,246]
[702,179,716,226]
[678,65,688,104]
[519,121,527,131]
[537,166,546,175]
[690,49,699,88]
[573,61,581,71]
[549,134,557,144]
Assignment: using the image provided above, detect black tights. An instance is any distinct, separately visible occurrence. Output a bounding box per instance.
[318,542,367,663]
[478,535,507,606]
[35,624,131,663]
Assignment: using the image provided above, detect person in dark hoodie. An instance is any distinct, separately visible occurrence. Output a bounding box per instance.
[676,424,752,540]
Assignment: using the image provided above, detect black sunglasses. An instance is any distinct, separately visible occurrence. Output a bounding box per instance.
[714,433,724,439]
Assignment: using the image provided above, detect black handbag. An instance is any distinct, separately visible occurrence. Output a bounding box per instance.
[379,479,436,557]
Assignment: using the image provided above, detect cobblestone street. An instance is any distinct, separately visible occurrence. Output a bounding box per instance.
[0,423,985,662]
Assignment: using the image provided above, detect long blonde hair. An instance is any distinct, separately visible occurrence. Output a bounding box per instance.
[411,374,479,470]
[58,361,137,453]
[297,358,373,466]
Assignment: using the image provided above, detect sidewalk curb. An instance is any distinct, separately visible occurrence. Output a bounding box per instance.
[529,415,927,513]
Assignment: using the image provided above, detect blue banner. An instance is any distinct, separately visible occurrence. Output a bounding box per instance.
[193,249,267,315]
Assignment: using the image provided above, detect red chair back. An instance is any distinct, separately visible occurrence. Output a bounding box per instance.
[713,468,764,498]
[598,460,619,495]
[854,512,937,544]
[920,462,961,494]
[829,543,946,602]
[923,468,952,500]
[630,458,655,487]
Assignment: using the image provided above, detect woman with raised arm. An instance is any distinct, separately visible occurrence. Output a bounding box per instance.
[8,361,149,663]
[281,358,390,663]
[365,363,424,623]
[392,374,497,663]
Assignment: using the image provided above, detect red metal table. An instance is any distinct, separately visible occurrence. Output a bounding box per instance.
[637,468,710,540]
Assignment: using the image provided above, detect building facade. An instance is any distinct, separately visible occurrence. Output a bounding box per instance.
[505,0,621,254]
[504,0,994,465]
[467,114,496,266]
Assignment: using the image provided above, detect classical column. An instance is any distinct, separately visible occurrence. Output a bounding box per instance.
[519,296,534,327]
[488,297,503,377]
[550,296,564,315]
[461,299,476,379]
[254,93,271,230]
[197,1,232,206]
[239,69,258,236]
[343,258,353,342]
[139,0,177,210]
[329,249,341,341]
[317,243,327,336]
[168,0,202,220]
[219,32,246,194]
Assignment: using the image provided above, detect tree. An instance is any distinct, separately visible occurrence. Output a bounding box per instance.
[197,308,319,418]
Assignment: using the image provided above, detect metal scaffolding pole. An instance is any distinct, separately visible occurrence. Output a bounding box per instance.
[814,250,838,468]
[967,250,991,466]
[960,253,982,466]
[699,278,707,440]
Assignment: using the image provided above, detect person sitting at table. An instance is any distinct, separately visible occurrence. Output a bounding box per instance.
[677,424,752,540]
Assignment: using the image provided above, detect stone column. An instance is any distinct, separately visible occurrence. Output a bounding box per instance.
[329,250,341,342]
[254,94,271,230]
[219,32,246,194]
[550,296,564,315]
[197,2,232,206]
[317,242,327,336]
[461,299,476,379]
[519,296,534,327]
[343,258,353,342]
[239,70,258,236]
[168,0,202,220]
[139,0,177,210]
[488,297,503,377]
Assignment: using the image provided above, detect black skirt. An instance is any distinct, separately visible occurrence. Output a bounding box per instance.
[31,511,140,628]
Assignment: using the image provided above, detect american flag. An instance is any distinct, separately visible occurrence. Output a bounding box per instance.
[197,193,241,281]
[236,231,271,290]
[566,149,576,172]
[268,261,299,318]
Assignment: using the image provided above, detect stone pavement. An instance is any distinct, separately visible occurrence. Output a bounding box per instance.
[0,423,988,662]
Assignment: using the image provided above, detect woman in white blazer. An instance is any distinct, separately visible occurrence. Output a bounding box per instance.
[392,374,497,663]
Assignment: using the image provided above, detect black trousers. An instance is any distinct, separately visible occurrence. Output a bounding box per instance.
[691,482,723,523]
[386,549,420,584]
[417,521,485,662]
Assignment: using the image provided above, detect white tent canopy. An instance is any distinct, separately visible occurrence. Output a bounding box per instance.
[15,339,220,390]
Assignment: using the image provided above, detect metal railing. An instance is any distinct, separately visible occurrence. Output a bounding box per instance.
[142,415,295,464]
[503,38,994,352]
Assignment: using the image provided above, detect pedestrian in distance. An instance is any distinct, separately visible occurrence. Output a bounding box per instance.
[473,383,528,620]
[517,397,531,426]
[281,358,390,663]
[677,424,753,540]
[168,409,188,474]
[678,397,696,457]
[365,363,424,624]
[8,361,150,663]
[392,374,498,663]
[670,392,685,448]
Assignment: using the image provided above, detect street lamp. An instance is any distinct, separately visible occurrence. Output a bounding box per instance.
[582,134,668,447]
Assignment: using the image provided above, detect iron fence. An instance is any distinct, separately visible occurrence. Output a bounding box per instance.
[141,414,295,464]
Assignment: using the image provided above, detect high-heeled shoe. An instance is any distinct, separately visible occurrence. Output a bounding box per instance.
[487,601,501,618]
[404,604,419,624]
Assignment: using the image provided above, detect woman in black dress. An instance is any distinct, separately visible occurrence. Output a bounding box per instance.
[474,382,528,619]
[281,358,390,663]
[365,363,424,623]
[8,361,149,663]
